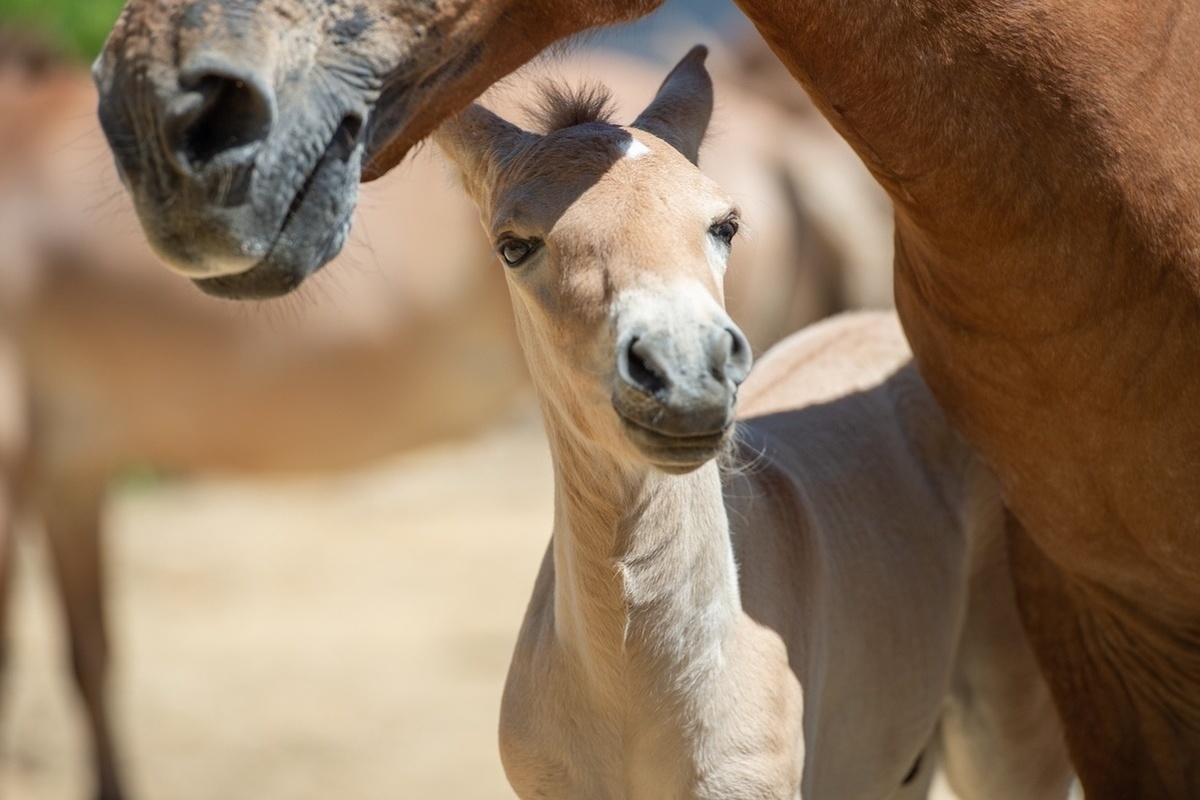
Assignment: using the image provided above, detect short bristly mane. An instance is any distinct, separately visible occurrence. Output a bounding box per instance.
[525,80,618,134]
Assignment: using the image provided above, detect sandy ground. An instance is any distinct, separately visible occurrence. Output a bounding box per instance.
[0,407,1085,800]
[1,413,554,800]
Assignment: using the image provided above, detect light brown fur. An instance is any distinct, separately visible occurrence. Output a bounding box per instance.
[1,47,890,800]
[435,50,1070,800]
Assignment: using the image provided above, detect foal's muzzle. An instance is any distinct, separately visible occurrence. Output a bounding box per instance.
[613,321,752,473]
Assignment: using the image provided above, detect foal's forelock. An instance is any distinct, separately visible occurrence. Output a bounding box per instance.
[525,81,619,134]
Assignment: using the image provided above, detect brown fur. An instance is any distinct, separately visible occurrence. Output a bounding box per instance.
[3,47,893,800]
[88,2,1200,794]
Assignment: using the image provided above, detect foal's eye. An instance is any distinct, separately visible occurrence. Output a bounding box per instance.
[709,217,739,247]
[497,236,540,267]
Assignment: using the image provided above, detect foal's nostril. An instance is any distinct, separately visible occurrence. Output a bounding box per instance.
[729,327,746,360]
[621,336,668,397]
[724,326,753,386]
[164,71,274,173]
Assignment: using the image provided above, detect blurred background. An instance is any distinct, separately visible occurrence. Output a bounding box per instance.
[0,0,124,61]
[0,2,892,799]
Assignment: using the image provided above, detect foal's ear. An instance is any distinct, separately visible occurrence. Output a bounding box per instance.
[434,104,530,196]
[631,45,713,165]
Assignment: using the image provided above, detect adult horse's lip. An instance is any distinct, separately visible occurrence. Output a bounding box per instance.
[189,215,352,299]
[191,115,363,300]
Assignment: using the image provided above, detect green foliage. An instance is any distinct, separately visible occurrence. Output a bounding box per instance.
[116,461,169,493]
[0,0,126,61]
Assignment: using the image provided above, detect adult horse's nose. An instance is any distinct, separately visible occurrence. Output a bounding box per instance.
[161,61,276,178]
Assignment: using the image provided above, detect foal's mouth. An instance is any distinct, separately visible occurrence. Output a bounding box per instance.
[617,412,734,474]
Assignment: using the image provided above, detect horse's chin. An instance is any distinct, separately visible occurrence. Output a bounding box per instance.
[618,416,732,475]
[160,129,361,300]
[191,213,353,300]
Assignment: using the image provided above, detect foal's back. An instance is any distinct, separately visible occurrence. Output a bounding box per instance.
[727,311,1069,799]
[720,312,966,796]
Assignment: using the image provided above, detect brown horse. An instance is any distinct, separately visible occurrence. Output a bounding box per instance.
[2,39,890,800]
[92,1,1200,797]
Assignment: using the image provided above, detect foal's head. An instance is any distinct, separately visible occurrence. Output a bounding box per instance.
[439,47,751,474]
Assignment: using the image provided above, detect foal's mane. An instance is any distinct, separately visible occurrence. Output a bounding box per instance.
[525,80,619,134]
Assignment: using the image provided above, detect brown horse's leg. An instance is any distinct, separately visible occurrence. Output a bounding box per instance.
[938,503,1074,799]
[40,476,125,800]
[1008,513,1200,800]
[0,337,26,730]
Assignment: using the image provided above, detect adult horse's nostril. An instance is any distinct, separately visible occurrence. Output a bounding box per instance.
[163,70,275,174]
[619,335,668,397]
[330,114,364,161]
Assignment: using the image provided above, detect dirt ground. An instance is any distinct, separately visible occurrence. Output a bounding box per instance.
[0,409,1085,800]
[1,412,554,800]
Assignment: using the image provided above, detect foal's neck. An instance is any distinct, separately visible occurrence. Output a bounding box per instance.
[542,419,741,700]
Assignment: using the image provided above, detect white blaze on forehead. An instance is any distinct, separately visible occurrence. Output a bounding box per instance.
[621,138,652,159]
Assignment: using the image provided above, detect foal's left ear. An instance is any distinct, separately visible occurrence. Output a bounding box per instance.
[434,104,531,197]
[632,45,713,165]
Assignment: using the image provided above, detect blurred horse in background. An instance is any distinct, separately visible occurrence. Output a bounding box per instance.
[0,34,891,800]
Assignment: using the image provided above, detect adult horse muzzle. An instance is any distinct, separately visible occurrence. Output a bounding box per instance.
[95,46,369,299]
[189,114,366,300]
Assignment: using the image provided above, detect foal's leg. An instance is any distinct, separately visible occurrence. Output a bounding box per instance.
[40,474,125,800]
[936,480,1074,800]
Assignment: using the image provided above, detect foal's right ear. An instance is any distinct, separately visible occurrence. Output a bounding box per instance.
[434,104,530,196]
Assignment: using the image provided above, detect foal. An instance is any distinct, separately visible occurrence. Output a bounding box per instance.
[437,47,1071,800]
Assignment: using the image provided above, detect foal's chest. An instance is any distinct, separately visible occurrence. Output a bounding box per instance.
[498,615,805,800]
